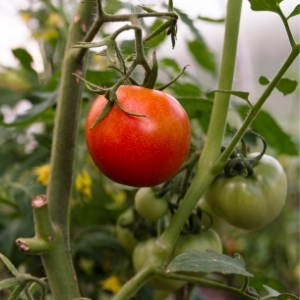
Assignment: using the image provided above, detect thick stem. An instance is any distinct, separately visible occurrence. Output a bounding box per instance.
[199,0,243,166]
[44,1,98,299]
[158,0,243,252]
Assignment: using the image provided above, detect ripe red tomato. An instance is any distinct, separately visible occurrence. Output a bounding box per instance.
[85,85,191,187]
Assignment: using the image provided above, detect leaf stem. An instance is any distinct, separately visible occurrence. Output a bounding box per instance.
[215,43,300,171]
[277,7,296,48]
[157,271,258,300]
[112,266,154,300]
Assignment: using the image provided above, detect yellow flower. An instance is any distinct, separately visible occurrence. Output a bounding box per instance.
[75,170,92,198]
[101,275,122,294]
[33,164,50,185]
[47,12,62,26]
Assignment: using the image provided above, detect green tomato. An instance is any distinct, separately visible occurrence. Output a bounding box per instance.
[174,229,223,256]
[116,208,138,254]
[197,198,233,237]
[205,153,287,230]
[134,187,169,221]
[132,238,186,291]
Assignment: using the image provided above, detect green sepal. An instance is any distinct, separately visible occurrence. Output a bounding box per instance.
[143,51,158,89]
[90,100,114,129]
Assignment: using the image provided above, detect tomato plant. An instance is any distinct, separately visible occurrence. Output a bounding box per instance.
[132,238,186,291]
[205,153,288,230]
[85,85,191,187]
[134,187,169,221]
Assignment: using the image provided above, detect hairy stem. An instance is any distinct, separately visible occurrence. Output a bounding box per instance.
[44,1,99,299]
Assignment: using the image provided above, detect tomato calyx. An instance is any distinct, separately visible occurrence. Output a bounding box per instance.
[223,131,267,178]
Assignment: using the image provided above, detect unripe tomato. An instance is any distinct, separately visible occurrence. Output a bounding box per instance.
[205,153,287,230]
[174,229,223,256]
[116,208,138,254]
[132,238,186,290]
[85,85,191,187]
[135,188,169,221]
[197,198,233,237]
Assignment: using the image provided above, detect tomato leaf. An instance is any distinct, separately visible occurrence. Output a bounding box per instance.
[208,89,252,106]
[166,250,254,277]
[275,78,298,96]
[236,106,298,155]
[12,48,34,71]
[259,76,270,85]
[287,4,300,19]
[258,76,298,95]
[248,0,283,14]
[188,40,216,73]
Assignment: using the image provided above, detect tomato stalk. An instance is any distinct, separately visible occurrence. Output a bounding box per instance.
[16,1,101,300]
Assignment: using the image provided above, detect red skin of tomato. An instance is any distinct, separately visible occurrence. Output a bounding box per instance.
[85,85,191,187]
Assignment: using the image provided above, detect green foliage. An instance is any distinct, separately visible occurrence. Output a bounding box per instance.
[166,250,253,277]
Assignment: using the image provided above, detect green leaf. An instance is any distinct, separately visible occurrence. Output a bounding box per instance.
[287,4,300,19]
[0,254,19,276]
[85,69,120,88]
[248,0,283,14]
[276,78,298,96]
[160,58,181,73]
[209,89,251,106]
[0,91,57,127]
[0,278,19,291]
[166,250,254,277]
[176,97,213,132]
[259,76,270,85]
[12,48,34,71]
[236,106,298,155]
[188,40,216,73]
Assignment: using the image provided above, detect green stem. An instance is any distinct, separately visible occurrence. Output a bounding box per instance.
[277,8,296,48]
[199,0,243,166]
[44,1,99,299]
[215,43,300,171]
[158,0,243,252]
[112,266,154,300]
